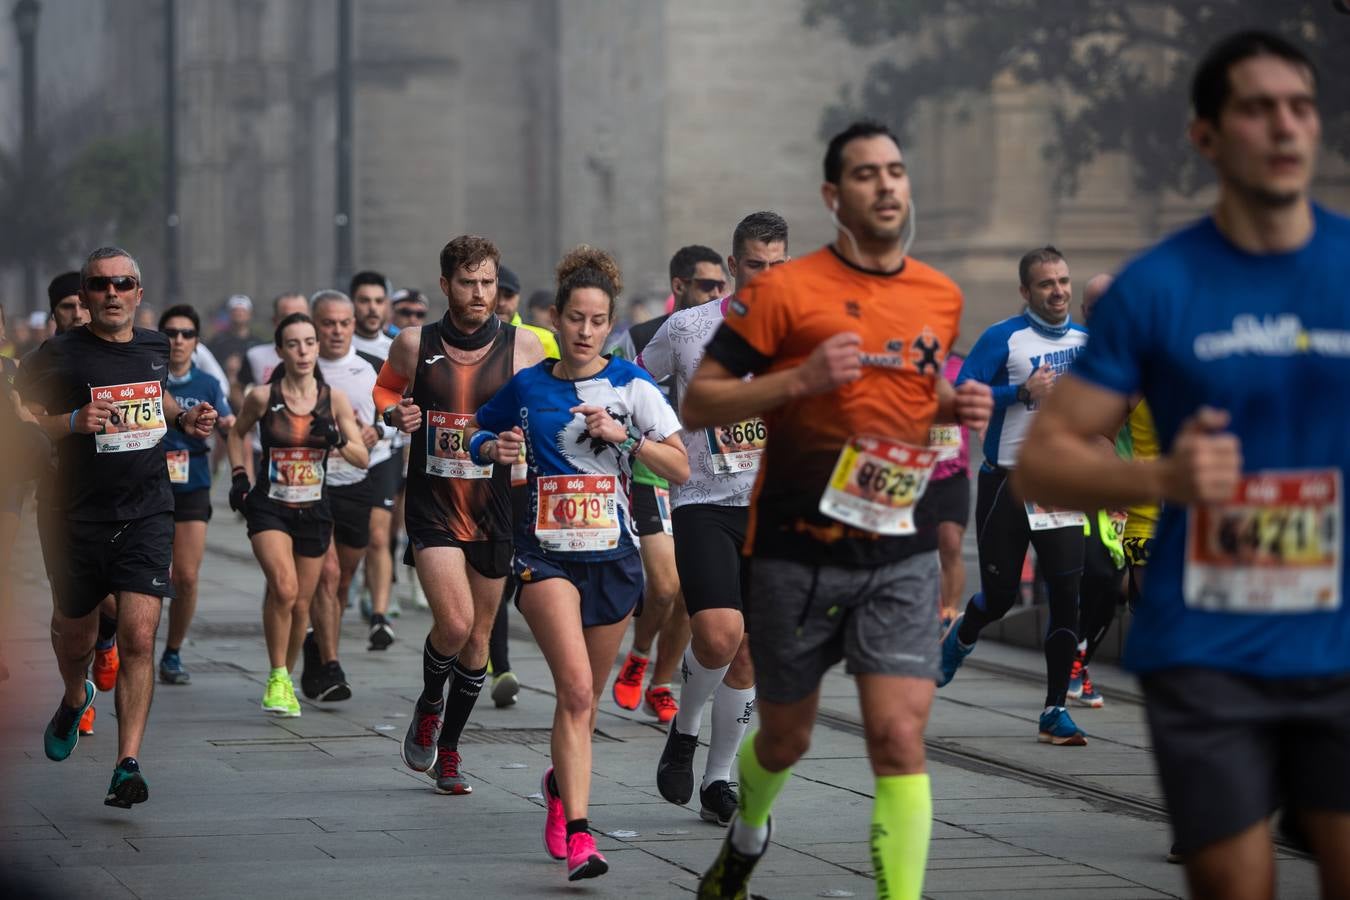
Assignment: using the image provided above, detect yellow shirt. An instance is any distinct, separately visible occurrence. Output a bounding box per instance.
[510,313,559,359]
[1123,400,1160,540]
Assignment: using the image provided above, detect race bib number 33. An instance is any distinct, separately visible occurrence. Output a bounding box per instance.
[819,436,937,536]
[1184,469,1341,613]
[426,411,491,479]
[92,381,166,453]
[535,475,620,552]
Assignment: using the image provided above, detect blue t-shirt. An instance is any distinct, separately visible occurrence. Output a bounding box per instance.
[957,313,1088,467]
[475,357,682,561]
[163,364,232,493]
[1073,204,1350,678]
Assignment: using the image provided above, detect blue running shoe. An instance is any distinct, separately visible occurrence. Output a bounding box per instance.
[937,615,974,687]
[44,679,96,762]
[1038,706,1087,746]
[104,757,149,808]
[159,651,190,685]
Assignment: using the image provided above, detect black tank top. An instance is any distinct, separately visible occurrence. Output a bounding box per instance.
[257,379,334,509]
[405,322,516,542]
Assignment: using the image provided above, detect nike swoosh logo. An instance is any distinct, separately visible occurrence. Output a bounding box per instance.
[424,355,445,365]
[152,578,166,587]
[382,499,394,507]
[271,404,285,412]
[151,363,165,371]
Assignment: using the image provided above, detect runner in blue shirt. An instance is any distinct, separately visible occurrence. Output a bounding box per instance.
[470,246,687,883]
[1015,31,1350,899]
[160,306,236,686]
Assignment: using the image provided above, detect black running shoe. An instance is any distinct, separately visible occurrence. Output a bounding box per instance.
[656,724,699,805]
[317,660,352,702]
[368,615,394,651]
[699,780,738,827]
[104,757,149,809]
[299,631,322,699]
[698,815,769,899]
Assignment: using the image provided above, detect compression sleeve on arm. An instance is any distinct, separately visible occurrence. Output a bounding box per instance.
[373,361,410,413]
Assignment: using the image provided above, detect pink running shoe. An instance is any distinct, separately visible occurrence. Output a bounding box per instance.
[566,832,608,881]
[541,766,566,860]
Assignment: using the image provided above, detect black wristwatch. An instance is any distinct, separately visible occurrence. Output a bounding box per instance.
[1016,384,1031,406]
[382,404,397,428]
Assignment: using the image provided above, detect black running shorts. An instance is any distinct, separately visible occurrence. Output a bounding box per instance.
[1142,667,1350,855]
[366,454,402,512]
[172,488,212,523]
[405,530,513,580]
[920,473,970,529]
[629,481,670,538]
[51,512,176,617]
[329,479,374,549]
[672,503,750,616]
[245,493,333,558]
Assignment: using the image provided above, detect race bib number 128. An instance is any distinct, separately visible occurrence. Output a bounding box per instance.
[92,381,166,453]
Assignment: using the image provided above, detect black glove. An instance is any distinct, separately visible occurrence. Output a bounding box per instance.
[229,472,251,513]
[310,416,346,449]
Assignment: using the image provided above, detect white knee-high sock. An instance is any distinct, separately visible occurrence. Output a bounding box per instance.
[673,645,729,738]
[703,681,756,788]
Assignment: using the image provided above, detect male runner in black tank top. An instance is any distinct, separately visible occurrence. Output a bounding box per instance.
[376,234,545,794]
[18,247,218,809]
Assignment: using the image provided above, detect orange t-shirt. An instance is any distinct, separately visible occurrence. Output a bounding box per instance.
[706,245,962,566]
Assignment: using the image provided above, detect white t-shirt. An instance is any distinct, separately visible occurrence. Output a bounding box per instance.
[245,343,282,454]
[638,298,762,509]
[352,330,393,359]
[317,347,389,485]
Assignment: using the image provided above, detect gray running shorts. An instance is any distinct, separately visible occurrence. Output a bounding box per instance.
[746,552,940,705]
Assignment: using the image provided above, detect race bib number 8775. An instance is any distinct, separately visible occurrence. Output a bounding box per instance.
[92,381,166,453]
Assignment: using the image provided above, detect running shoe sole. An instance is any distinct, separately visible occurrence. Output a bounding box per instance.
[368,624,394,651]
[317,681,352,702]
[568,854,608,881]
[491,672,520,708]
[104,771,149,809]
[158,666,191,685]
[1037,730,1087,746]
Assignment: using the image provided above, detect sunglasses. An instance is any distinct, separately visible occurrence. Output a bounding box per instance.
[397,308,427,320]
[162,327,197,339]
[691,278,726,294]
[84,275,140,293]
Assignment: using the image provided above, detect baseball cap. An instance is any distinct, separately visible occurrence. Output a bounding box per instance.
[226,294,253,312]
[498,266,521,296]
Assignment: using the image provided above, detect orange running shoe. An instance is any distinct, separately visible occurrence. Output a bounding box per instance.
[79,704,96,736]
[611,651,649,710]
[644,685,678,724]
[92,643,119,692]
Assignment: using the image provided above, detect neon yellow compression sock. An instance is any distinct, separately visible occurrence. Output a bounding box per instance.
[870,773,932,900]
[737,729,790,828]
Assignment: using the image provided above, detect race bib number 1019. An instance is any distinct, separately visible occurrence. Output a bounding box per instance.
[92,381,166,453]
[1184,469,1341,613]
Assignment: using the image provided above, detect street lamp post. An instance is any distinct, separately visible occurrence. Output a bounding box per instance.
[12,0,40,311]
[334,0,353,287]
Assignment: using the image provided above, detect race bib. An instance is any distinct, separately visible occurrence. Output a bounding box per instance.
[705,418,767,474]
[92,381,166,453]
[535,474,620,552]
[1184,469,1341,613]
[425,411,491,479]
[655,486,673,536]
[166,449,190,484]
[1107,509,1128,541]
[1025,502,1086,531]
[819,436,937,536]
[929,424,963,462]
[268,447,326,503]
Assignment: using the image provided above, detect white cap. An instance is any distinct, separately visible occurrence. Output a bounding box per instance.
[226,294,253,311]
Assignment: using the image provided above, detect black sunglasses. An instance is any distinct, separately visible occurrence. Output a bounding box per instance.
[692,278,726,294]
[162,327,197,339]
[398,308,427,320]
[84,275,140,293]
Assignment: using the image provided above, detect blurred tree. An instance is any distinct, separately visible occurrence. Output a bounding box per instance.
[804,0,1350,195]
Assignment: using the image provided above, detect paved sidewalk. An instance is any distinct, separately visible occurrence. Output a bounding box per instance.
[0,499,1323,899]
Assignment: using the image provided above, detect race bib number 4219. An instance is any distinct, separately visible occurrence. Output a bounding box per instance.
[1184,469,1341,613]
[92,381,166,453]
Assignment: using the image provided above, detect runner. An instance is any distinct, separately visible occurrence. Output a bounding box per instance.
[495,264,560,357]
[300,290,388,702]
[227,312,368,717]
[240,292,309,390]
[379,235,545,795]
[1015,32,1349,899]
[388,288,430,610]
[158,304,236,685]
[469,245,688,881]
[18,246,218,807]
[349,272,403,647]
[686,121,990,899]
[639,212,788,826]
[939,246,1091,746]
[609,244,726,724]
[926,350,972,626]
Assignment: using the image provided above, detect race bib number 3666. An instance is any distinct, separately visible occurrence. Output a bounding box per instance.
[1184,469,1341,613]
[426,411,491,479]
[535,475,619,552]
[705,418,767,474]
[819,436,937,536]
[92,381,166,453]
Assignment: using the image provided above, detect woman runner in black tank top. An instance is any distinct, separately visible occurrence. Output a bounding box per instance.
[226,313,368,718]
[404,315,516,546]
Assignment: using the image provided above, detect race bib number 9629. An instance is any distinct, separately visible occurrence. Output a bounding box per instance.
[1184,469,1341,613]
[818,436,937,536]
[92,381,166,453]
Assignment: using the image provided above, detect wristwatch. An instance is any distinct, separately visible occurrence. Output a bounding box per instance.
[381,404,398,427]
[616,423,643,455]
[1016,384,1031,406]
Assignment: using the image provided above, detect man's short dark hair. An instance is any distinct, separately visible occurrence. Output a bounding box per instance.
[47,271,82,311]
[349,270,389,297]
[440,235,500,280]
[159,303,201,333]
[526,289,552,311]
[731,211,789,259]
[823,119,901,185]
[669,245,723,283]
[1018,246,1066,287]
[1191,30,1318,124]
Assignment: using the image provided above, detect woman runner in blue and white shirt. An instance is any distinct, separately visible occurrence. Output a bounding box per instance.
[470,246,687,883]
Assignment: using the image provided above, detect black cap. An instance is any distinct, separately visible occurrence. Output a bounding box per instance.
[47,271,82,311]
[498,265,521,296]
